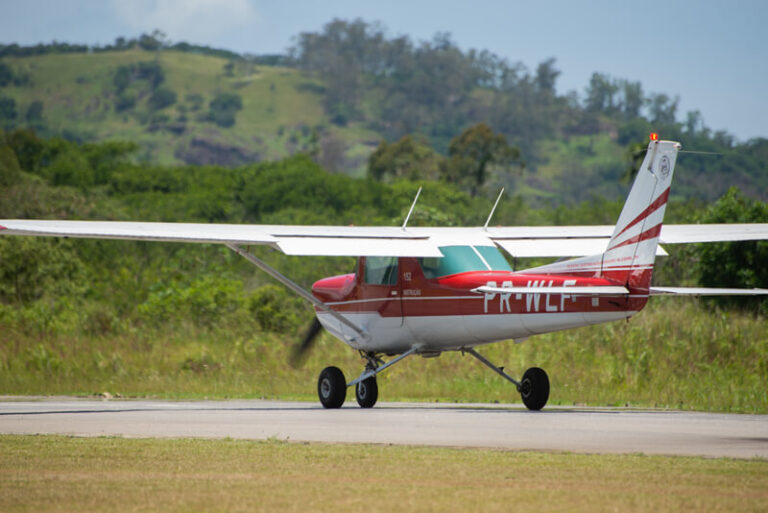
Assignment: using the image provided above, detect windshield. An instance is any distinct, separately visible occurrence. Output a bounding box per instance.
[418,245,511,279]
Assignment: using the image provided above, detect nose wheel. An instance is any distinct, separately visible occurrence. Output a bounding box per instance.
[355,376,378,408]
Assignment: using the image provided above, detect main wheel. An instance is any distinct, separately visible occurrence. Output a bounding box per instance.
[355,376,378,408]
[318,366,346,408]
[520,367,549,411]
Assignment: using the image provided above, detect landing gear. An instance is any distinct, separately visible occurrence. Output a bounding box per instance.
[316,348,418,409]
[464,347,549,411]
[520,367,549,411]
[318,366,346,409]
[355,377,378,408]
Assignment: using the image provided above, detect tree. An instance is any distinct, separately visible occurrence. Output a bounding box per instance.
[207,93,243,127]
[0,62,13,87]
[138,30,166,51]
[534,57,560,96]
[5,128,43,172]
[368,135,442,182]
[695,188,768,311]
[585,72,619,114]
[0,142,22,186]
[684,110,704,135]
[647,93,678,125]
[0,96,16,129]
[148,87,177,111]
[439,123,520,197]
[619,80,643,119]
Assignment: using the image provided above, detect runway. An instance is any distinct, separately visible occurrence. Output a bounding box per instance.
[1,398,767,459]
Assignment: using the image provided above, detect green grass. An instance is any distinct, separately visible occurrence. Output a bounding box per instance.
[1,299,765,412]
[1,435,766,512]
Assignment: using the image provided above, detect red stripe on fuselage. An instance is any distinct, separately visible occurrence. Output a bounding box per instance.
[609,187,670,247]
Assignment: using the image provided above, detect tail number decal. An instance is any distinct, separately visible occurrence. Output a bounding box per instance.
[483,280,577,313]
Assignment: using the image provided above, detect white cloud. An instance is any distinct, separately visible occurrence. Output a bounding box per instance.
[110,0,261,44]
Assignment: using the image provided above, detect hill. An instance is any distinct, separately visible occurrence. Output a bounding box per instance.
[0,49,382,172]
[1,22,767,205]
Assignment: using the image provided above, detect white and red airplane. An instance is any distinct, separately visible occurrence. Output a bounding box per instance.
[1,138,767,409]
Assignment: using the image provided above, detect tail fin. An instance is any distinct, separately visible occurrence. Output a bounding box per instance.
[519,139,680,289]
[600,139,681,289]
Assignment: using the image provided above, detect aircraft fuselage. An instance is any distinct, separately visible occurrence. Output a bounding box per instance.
[312,256,646,355]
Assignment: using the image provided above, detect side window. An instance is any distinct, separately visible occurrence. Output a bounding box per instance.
[364,257,398,286]
[418,257,442,279]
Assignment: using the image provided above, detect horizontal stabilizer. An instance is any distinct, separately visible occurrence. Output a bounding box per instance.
[649,287,768,296]
[472,285,629,295]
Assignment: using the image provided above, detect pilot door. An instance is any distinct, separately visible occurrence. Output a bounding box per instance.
[356,257,403,328]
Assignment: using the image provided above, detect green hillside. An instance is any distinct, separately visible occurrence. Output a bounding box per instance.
[1,22,767,205]
[0,49,380,174]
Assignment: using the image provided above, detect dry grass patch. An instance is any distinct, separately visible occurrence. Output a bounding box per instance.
[1,435,767,512]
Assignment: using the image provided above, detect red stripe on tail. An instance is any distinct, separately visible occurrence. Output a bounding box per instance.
[613,187,670,240]
[608,224,662,252]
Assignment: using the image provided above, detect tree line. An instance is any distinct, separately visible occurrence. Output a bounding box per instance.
[0,130,765,335]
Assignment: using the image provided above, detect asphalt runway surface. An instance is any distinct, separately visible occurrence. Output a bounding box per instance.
[1,398,767,459]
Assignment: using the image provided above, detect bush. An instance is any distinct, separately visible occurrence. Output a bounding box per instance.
[137,276,245,328]
[115,93,136,112]
[148,87,177,111]
[247,284,305,333]
[207,93,242,127]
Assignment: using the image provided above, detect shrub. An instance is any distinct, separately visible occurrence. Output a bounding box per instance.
[207,92,242,127]
[148,87,177,111]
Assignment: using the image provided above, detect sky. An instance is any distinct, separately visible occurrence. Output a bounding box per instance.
[2,0,767,141]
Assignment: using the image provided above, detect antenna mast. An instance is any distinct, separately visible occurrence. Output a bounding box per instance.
[483,188,505,231]
[401,187,422,230]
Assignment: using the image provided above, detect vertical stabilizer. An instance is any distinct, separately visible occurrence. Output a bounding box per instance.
[600,139,681,290]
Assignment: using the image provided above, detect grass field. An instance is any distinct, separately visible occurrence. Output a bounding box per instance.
[1,435,766,512]
[1,299,766,413]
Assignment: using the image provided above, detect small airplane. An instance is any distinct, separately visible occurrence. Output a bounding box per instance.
[2,136,767,410]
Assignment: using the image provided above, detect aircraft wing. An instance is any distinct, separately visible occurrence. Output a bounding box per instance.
[0,220,443,257]
[484,223,768,258]
[649,286,768,296]
[1,220,767,258]
[658,224,768,243]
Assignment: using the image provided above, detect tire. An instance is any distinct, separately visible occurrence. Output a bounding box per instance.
[318,366,346,408]
[355,376,378,408]
[520,367,549,411]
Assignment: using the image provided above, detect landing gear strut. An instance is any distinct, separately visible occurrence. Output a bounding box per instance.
[464,347,549,410]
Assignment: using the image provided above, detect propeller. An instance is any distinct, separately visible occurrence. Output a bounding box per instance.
[291,317,323,367]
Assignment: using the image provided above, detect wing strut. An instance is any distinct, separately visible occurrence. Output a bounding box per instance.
[226,244,368,341]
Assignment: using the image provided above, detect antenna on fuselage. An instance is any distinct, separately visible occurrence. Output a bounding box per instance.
[401,186,422,231]
[483,188,505,231]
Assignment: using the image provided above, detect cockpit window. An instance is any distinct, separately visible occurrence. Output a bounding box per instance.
[418,245,511,279]
[476,245,513,271]
[364,256,398,285]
